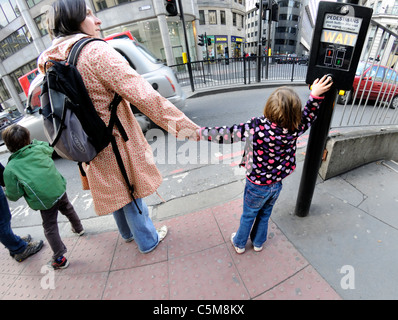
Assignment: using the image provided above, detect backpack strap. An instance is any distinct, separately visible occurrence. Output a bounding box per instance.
[69,38,142,214]
[67,37,104,66]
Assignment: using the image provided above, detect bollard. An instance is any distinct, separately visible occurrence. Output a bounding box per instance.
[295,85,338,217]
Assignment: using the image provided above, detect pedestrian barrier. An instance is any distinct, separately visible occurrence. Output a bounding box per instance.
[169,56,308,90]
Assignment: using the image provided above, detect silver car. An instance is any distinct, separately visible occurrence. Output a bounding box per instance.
[18,38,186,140]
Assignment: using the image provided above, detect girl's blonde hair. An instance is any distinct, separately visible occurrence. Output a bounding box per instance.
[263,86,302,131]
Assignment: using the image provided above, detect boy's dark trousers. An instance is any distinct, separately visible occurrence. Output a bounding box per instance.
[40,192,83,259]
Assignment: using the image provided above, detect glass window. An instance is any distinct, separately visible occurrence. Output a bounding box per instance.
[209,10,217,25]
[93,0,116,11]
[220,10,226,25]
[0,0,17,23]
[199,10,205,25]
[366,66,385,81]
[0,8,7,27]
[0,26,32,60]
[26,0,43,9]
[34,13,48,36]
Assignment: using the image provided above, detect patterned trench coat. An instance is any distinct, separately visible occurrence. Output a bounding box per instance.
[38,34,199,216]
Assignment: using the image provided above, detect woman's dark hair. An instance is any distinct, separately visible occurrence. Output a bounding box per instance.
[47,0,87,38]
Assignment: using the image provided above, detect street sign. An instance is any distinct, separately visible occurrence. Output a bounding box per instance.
[306,2,372,90]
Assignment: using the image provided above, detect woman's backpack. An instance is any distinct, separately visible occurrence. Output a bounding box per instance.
[40,37,141,213]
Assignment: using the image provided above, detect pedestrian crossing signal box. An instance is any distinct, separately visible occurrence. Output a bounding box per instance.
[306,2,372,90]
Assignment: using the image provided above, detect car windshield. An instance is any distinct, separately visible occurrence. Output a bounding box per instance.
[355,62,371,76]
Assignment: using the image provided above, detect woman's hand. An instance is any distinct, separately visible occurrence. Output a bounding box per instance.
[311,75,333,97]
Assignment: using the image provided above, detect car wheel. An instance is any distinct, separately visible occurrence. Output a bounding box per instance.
[390,95,398,109]
[337,89,353,105]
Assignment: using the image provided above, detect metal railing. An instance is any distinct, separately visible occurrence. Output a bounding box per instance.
[169,56,308,90]
[334,20,398,128]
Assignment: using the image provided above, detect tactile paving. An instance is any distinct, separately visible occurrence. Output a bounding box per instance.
[169,244,249,300]
[228,221,308,298]
[164,208,224,259]
[104,261,169,300]
[0,198,342,300]
[3,275,49,300]
[64,231,119,274]
[0,274,17,299]
[0,247,26,275]
[255,265,342,300]
[46,272,108,300]
[111,235,167,271]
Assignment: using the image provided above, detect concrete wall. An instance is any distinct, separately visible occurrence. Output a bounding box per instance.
[319,126,398,180]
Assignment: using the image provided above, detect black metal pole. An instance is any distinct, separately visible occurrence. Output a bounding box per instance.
[256,1,263,82]
[294,85,338,217]
[177,0,195,92]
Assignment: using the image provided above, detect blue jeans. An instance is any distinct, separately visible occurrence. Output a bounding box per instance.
[233,179,282,249]
[112,198,159,253]
[0,187,27,255]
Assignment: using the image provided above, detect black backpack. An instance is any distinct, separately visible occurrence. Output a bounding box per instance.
[40,37,141,213]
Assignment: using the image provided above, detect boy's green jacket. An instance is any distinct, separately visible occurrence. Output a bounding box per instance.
[4,139,66,210]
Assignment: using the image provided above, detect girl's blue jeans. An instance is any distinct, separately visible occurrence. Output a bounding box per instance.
[0,187,27,255]
[112,198,159,253]
[233,179,282,249]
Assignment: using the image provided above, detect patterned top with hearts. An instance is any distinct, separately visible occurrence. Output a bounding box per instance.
[199,94,324,185]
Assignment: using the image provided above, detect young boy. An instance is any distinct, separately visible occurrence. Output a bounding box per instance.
[2,125,84,269]
[1,162,43,262]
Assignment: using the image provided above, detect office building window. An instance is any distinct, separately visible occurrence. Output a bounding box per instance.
[34,13,48,36]
[209,10,217,25]
[93,0,139,12]
[26,0,43,9]
[199,10,205,25]
[0,26,32,60]
[0,0,20,26]
[220,10,226,25]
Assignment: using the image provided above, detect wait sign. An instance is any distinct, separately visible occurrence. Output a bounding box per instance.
[321,30,357,47]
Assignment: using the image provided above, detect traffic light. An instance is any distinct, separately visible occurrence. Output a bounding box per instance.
[207,37,212,46]
[261,37,266,46]
[255,1,268,20]
[198,34,204,46]
[165,0,178,16]
[271,1,279,22]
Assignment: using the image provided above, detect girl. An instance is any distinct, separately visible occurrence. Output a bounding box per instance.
[39,0,199,253]
[198,75,333,253]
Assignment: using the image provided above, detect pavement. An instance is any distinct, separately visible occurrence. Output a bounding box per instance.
[1,84,398,301]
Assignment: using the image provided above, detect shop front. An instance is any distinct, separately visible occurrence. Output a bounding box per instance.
[215,35,228,59]
[231,36,244,58]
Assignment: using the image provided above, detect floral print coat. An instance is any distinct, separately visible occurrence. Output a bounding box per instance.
[38,34,199,216]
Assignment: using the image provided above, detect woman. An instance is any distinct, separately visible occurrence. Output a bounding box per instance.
[38,0,199,253]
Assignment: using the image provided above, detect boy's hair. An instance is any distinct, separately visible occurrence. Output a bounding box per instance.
[263,86,302,131]
[2,125,31,153]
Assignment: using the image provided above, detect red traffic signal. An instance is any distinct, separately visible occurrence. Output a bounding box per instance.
[165,0,178,16]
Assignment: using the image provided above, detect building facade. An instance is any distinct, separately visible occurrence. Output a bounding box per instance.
[2,0,398,113]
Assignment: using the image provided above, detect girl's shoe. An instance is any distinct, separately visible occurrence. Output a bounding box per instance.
[253,245,263,252]
[230,233,245,254]
[51,256,69,269]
